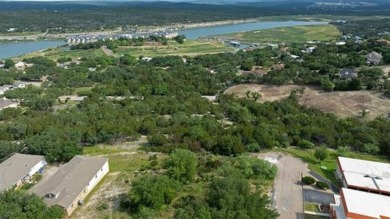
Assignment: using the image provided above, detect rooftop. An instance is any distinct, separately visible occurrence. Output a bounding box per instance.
[0,153,45,191]
[30,156,108,210]
[341,188,390,218]
[338,157,390,193]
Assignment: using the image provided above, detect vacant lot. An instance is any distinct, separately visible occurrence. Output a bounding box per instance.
[225,84,390,119]
[222,25,340,43]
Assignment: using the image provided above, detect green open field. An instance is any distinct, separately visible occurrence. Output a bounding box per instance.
[18,46,107,61]
[223,25,341,44]
[114,40,234,57]
[17,39,233,61]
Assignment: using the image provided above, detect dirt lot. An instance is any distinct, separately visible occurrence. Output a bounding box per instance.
[258,152,309,219]
[225,84,390,120]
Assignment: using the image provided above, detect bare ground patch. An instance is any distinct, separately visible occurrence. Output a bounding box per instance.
[225,84,390,119]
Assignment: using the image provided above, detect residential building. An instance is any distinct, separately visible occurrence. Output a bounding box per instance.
[338,69,358,80]
[365,51,383,65]
[0,153,47,191]
[330,188,390,219]
[30,156,109,216]
[336,157,390,195]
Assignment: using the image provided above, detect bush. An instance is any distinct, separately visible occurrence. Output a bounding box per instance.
[316,181,329,190]
[302,176,316,185]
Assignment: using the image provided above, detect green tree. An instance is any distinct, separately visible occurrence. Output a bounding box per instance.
[0,190,63,218]
[4,59,15,69]
[166,149,198,183]
[128,175,180,213]
[314,146,328,164]
[207,173,278,219]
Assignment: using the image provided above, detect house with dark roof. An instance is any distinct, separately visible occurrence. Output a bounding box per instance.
[0,98,19,110]
[30,156,109,216]
[0,153,47,191]
[365,52,383,66]
[338,68,358,80]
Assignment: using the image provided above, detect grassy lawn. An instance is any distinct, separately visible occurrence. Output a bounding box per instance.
[18,46,107,61]
[304,203,321,212]
[223,25,340,44]
[115,40,234,57]
[277,147,389,185]
[305,214,329,219]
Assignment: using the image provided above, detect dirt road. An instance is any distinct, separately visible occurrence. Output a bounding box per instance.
[259,152,309,219]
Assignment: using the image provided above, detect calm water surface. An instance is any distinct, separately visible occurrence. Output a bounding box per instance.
[0,40,65,59]
[0,21,326,59]
[179,21,327,39]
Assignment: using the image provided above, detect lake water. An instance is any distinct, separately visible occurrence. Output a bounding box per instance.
[179,21,327,39]
[0,21,327,59]
[0,40,65,59]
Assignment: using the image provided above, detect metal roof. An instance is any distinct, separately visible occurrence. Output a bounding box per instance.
[341,188,390,218]
[338,157,390,193]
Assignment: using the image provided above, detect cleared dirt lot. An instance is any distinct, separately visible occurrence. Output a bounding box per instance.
[225,84,390,119]
[259,152,309,219]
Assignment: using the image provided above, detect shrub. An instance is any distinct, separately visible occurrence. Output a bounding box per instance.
[316,181,329,190]
[302,176,316,185]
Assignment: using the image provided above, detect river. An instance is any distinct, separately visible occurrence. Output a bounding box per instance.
[179,21,327,39]
[0,21,327,59]
[0,40,65,60]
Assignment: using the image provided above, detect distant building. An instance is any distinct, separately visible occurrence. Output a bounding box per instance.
[365,51,383,66]
[335,41,346,46]
[30,156,109,216]
[306,46,316,53]
[330,188,390,219]
[14,62,26,70]
[338,69,357,80]
[336,157,390,195]
[0,153,47,191]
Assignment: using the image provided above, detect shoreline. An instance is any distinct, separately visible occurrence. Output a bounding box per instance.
[0,19,258,41]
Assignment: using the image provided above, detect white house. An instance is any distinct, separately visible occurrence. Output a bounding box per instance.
[0,153,47,191]
[14,62,27,70]
[30,156,109,216]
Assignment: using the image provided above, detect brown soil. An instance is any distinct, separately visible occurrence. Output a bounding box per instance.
[224,84,390,120]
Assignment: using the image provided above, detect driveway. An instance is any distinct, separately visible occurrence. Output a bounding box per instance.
[303,189,335,204]
[259,152,309,219]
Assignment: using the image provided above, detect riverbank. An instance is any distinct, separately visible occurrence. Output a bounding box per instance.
[0,17,326,42]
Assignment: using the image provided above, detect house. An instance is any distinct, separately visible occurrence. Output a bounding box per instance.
[0,98,19,110]
[335,157,390,195]
[330,188,390,219]
[14,62,26,70]
[306,46,316,53]
[0,153,47,191]
[365,52,383,66]
[338,69,357,80]
[335,41,346,46]
[30,156,109,216]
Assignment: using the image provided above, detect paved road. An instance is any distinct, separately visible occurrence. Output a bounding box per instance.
[303,189,335,204]
[259,153,309,219]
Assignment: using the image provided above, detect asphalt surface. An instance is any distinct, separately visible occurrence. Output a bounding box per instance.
[303,189,335,204]
[260,152,309,219]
